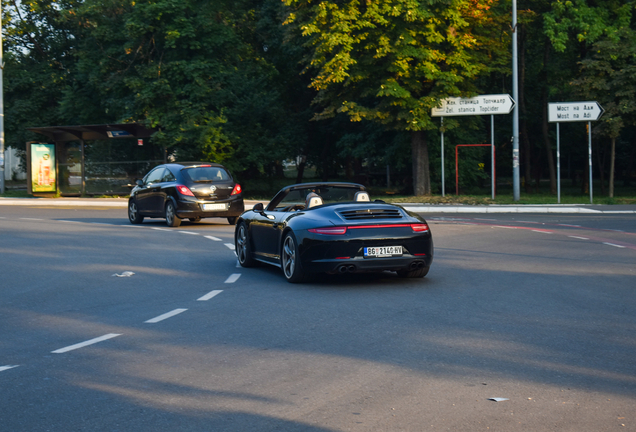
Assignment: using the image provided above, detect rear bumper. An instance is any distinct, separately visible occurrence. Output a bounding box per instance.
[306,255,433,274]
[176,195,244,218]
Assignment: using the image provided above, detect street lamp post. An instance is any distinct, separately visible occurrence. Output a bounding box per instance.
[511,0,520,201]
[0,4,5,195]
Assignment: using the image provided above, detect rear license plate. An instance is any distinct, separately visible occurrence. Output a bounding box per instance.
[364,246,403,257]
[202,203,228,211]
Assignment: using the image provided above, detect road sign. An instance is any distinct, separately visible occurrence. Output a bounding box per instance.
[431,94,515,117]
[548,101,604,123]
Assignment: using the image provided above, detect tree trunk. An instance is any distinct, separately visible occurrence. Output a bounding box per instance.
[541,39,557,194]
[609,137,615,198]
[295,155,306,184]
[411,130,431,195]
[596,142,606,195]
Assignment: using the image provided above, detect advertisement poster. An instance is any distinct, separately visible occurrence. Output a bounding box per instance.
[31,144,56,192]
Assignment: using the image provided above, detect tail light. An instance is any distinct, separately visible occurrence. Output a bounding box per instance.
[411,223,429,232]
[176,185,195,196]
[308,227,348,235]
[231,184,242,195]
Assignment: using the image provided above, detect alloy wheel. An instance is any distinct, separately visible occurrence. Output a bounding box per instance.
[282,236,296,279]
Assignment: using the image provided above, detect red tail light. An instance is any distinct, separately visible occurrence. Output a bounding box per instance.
[308,227,348,235]
[176,185,194,196]
[231,184,242,195]
[411,223,429,232]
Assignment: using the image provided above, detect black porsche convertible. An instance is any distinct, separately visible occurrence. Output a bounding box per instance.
[234,182,433,283]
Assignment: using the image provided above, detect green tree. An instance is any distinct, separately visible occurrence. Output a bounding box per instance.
[282,0,505,195]
[572,28,636,197]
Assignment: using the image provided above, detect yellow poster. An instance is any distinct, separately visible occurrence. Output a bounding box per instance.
[31,144,56,193]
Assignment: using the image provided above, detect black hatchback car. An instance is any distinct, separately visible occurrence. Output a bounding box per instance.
[128,162,244,227]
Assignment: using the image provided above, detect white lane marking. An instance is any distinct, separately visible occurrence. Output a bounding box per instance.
[145,308,188,323]
[224,243,236,250]
[52,333,122,354]
[568,236,589,240]
[516,220,541,224]
[179,231,199,235]
[198,290,223,301]
[492,226,517,229]
[225,273,241,283]
[151,227,172,231]
[0,365,19,372]
[474,218,497,221]
[205,235,222,241]
[603,242,626,248]
[58,220,82,224]
[559,224,582,227]
[531,230,553,234]
[20,217,44,221]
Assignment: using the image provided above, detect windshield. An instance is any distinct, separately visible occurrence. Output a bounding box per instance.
[270,185,365,211]
[182,167,231,183]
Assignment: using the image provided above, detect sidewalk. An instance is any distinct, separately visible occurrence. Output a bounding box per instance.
[1,197,635,213]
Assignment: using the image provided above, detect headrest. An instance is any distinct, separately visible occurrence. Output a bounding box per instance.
[306,192,324,208]
[354,191,370,202]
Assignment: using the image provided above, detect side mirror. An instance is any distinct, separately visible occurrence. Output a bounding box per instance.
[136,179,143,186]
[253,203,264,212]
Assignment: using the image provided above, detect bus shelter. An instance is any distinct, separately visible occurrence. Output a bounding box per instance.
[27,123,160,196]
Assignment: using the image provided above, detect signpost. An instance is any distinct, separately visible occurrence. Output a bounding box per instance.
[548,101,604,204]
[432,94,515,199]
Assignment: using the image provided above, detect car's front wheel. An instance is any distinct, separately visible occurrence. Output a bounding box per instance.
[165,201,182,227]
[235,223,257,267]
[128,199,144,224]
[281,232,306,283]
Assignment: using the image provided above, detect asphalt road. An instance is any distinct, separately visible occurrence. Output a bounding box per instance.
[1,206,635,431]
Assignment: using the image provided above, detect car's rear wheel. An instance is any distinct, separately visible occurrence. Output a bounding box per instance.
[236,223,257,267]
[165,201,182,227]
[227,216,237,225]
[397,266,430,278]
[281,232,306,283]
[128,199,144,224]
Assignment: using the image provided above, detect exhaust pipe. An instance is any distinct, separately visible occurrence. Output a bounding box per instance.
[417,261,424,268]
[347,265,356,273]
[409,262,419,271]
[338,265,348,274]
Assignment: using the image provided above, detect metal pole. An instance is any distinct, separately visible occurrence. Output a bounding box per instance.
[556,123,561,204]
[491,115,495,200]
[511,0,520,201]
[0,5,5,195]
[441,117,445,197]
[588,121,593,204]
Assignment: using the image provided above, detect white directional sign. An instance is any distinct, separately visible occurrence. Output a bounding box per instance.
[431,94,515,117]
[548,101,604,122]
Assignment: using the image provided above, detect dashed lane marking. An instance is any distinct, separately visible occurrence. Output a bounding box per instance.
[531,230,553,234]
[52,333,122,354]
[0,365,19,372]
[151,227,172,231]
[20,217,44,221]
[205,235,222,241]
[145,308,188,324]
[224,243,236,250]
[225,274,241,283]
[603,242,626,248]
[492,226,517,229]
[197,290,223,301]
[569,236,589,240]
[178,231,199,235]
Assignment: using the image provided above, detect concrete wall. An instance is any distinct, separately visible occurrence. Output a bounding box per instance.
[3,147,26,181]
